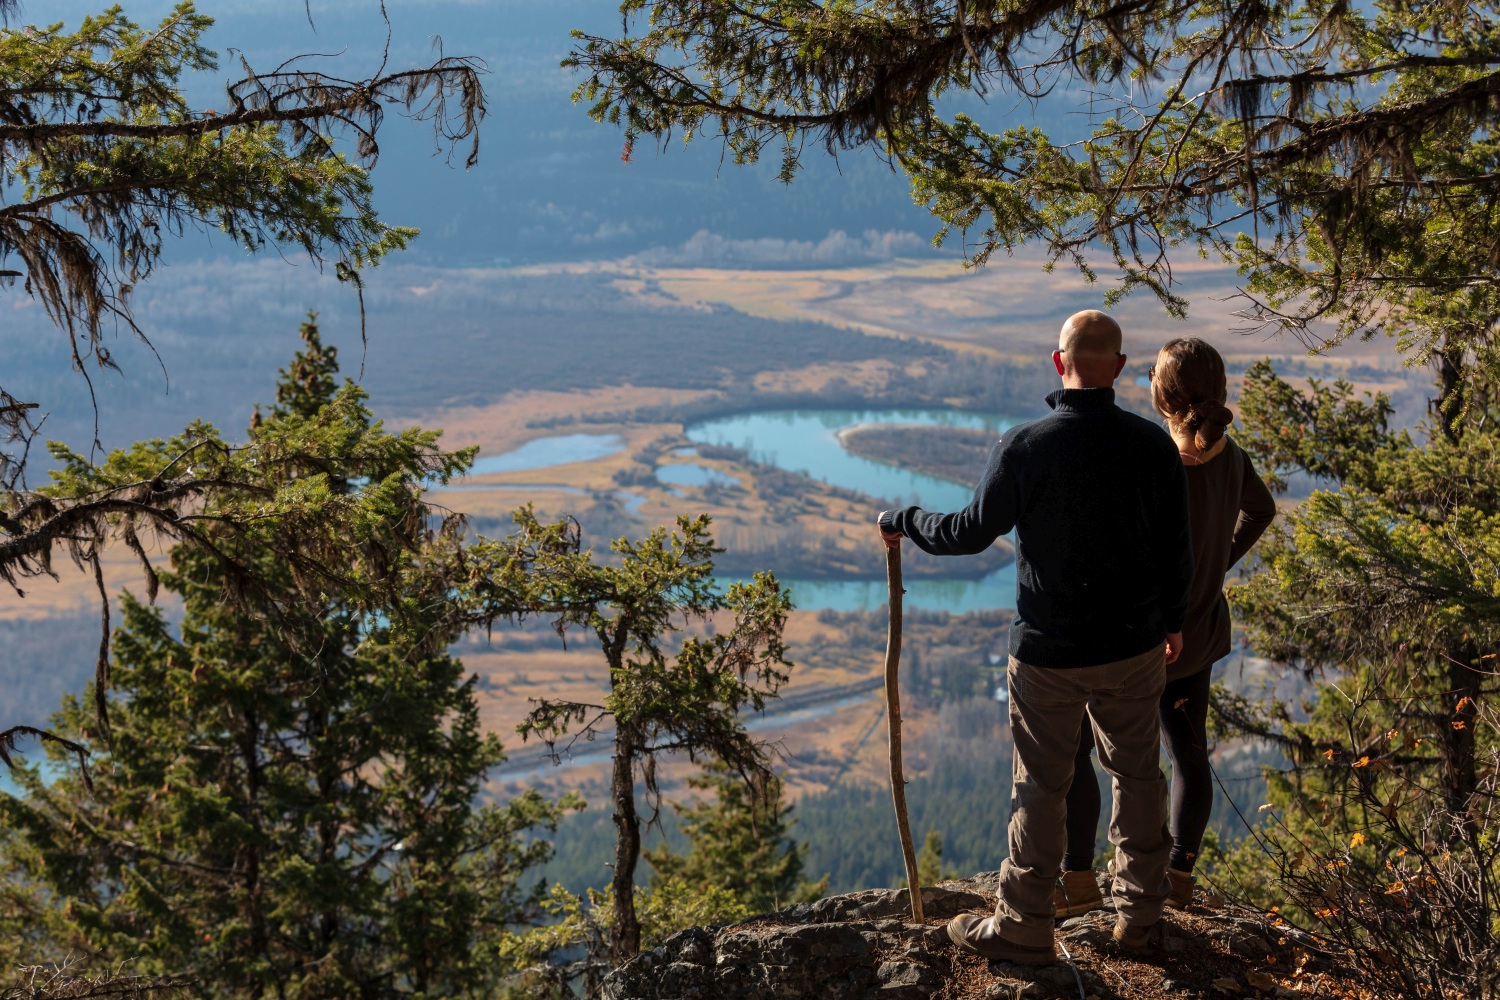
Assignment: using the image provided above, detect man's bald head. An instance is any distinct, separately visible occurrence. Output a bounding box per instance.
[1053,310,1126,388]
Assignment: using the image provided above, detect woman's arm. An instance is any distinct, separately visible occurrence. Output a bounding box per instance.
[1227,447,1277,568]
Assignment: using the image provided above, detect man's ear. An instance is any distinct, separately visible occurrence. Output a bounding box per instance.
[1052,350,1066,377]
[1113,354,1128,379]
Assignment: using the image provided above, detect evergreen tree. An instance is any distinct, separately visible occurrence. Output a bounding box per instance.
[913,830,959,888]
[1206,361,1500,998]
[1,2,487,745]
[477,507,793,964]
[0,322,572,997]
[646,761,825,915]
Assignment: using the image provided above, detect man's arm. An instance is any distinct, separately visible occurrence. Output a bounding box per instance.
[877,437,1020,555]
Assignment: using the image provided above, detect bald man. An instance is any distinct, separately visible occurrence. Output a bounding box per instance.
[878,310,1193,963]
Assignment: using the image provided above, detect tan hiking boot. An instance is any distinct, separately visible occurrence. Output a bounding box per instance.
[1112,916,1156,952]
[1165,867,1195,910]
[1053,869,1105,918]
[946,913,1058,965]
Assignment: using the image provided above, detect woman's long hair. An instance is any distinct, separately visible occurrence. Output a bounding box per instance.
[1151,338,1234,452]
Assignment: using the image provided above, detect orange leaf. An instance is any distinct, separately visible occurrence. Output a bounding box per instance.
[1456,696,1474,711]
[1453,720,1467,730]
[1246,970,1276,992]
[1352,755,1370,768]
[1323,748,1337,761]
[1384,881,1404,894]
[1350,832,1367,848]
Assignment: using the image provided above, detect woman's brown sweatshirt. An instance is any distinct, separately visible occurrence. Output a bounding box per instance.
[1172,435,1277,680]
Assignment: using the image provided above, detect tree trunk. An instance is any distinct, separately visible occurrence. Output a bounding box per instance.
[1442,644,1481,833]
[610,725,642,964]
[240,705,269,997]
[1434,335,1466,444]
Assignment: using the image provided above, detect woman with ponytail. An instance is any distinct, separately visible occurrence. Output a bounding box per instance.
[1053,337,1277,917]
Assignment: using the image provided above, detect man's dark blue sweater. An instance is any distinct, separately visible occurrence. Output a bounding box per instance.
[879,387,1194,669]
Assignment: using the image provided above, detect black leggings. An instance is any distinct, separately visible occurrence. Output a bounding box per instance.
[1063,665,1214,873]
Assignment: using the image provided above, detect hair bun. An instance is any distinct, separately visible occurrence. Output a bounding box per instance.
[1189,400,1233,428]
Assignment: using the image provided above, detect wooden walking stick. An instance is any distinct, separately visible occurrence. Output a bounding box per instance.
[884,542,924,923]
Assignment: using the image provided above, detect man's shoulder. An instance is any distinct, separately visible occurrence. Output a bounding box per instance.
[999,413,1057,453]
[1002,414,1047,440]
[1014,400,1172,446]
[1110,406,1176,451]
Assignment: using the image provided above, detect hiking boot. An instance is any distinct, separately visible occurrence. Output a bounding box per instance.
[1112,916,1157,952]
[946,913,1058,965]
[1053,869,1105,918]
[1165,867,1195,910]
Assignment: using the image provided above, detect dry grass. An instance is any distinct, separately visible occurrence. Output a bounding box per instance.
[600,255,1403,373]
[408,386,715,458]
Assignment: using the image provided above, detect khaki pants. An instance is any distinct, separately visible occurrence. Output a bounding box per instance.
[994,646,1172,947]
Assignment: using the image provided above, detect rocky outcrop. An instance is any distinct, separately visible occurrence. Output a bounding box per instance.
[601,873,1324,1000]
[601,880,989,1000]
